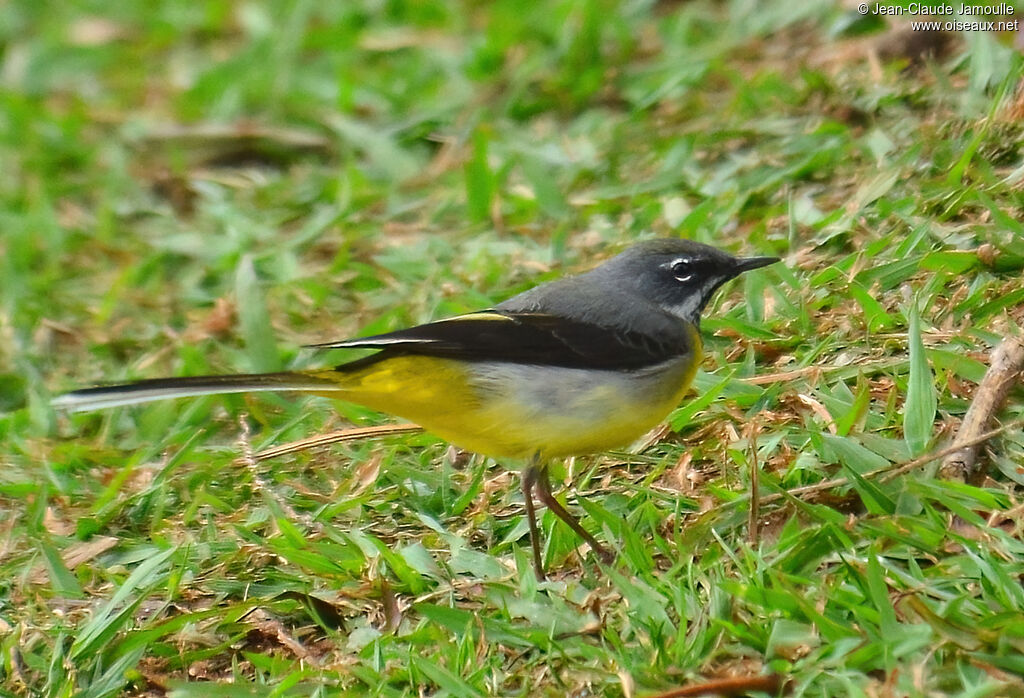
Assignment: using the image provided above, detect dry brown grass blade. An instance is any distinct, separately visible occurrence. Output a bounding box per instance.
[743,366,823,385]
[741,358,904,386]
[248,423,423,462]
[29,536,118,584]
[758,417,1024,507]
[138,123,333,163]
[939,336,1024,482]
[747,418,762,546]
[644,674,785,698]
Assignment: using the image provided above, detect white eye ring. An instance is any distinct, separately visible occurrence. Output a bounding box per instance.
[670,257,693,282]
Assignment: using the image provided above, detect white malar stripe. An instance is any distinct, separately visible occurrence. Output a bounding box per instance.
[666,278,717,324]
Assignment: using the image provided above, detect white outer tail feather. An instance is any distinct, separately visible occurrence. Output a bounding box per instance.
[51,373,339,413]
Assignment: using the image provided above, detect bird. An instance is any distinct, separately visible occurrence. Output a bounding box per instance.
[53,238,779,579]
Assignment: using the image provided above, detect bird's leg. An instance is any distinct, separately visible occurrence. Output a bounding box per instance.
[521,457,546,580]
[534,463,614,564]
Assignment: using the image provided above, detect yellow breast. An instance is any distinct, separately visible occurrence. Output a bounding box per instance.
[312,326,702,461]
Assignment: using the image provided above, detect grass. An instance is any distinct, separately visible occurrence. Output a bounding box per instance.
[2,0,1024,695]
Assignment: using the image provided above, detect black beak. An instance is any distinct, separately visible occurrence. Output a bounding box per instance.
[734,256,780,274]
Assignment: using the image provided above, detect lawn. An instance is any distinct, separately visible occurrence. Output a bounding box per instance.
[2,1,1024,696]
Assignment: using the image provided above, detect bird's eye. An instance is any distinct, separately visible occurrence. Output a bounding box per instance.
[670,258,693,282]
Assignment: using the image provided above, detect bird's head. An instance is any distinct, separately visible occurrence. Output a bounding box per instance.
[597,239,779,325]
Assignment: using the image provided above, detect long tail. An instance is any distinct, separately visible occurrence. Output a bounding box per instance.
[51,370,343,413]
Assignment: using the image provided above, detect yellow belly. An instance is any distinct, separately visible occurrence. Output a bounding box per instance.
[309,333,701,461]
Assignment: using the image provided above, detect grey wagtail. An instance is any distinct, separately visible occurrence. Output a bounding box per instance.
[53,238,778,578]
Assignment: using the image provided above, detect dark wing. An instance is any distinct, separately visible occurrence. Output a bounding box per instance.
[310,310,688,370]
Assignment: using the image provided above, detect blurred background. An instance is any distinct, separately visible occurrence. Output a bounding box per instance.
[2,1,1024,695]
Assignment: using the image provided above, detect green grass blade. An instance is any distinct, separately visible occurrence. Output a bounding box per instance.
[904,304,937,456]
